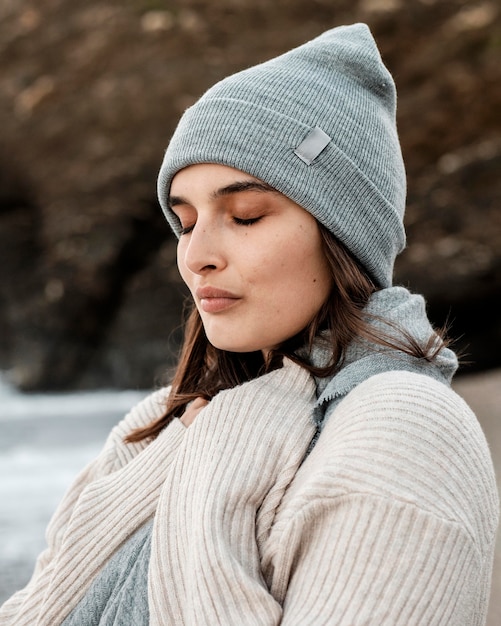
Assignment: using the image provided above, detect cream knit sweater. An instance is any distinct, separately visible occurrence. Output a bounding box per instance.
[0,361,498,625]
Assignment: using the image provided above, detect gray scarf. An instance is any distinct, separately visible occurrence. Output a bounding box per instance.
[310,286,458,434]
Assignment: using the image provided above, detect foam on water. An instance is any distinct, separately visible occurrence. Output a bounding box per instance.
[0,374,147,420]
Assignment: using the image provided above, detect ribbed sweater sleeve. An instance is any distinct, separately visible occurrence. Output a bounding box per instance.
[148,361,317,625]
[275,496,481,624]
[262,371,499,625]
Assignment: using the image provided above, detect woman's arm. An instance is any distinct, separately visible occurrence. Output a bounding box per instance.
[275,494,483,625]
[264,371,498,625]
[148,360,317,625]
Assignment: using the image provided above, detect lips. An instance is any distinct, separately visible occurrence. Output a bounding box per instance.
[195,286,241,313]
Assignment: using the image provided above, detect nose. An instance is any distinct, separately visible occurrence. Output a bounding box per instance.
[180,221,226,275]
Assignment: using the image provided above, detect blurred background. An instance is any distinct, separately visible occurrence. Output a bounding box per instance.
[0,0,500,622]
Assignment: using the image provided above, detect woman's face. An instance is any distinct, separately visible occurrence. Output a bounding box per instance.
[170,163,332,354]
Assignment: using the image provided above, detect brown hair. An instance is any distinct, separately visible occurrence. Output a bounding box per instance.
[125,225,446,443]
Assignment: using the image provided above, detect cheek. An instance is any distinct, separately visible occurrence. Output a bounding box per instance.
[255,237,329,303]
[286,238,331,304]
[286,230,325,276]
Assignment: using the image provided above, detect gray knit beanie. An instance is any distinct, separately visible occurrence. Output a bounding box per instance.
[157,23,406,288]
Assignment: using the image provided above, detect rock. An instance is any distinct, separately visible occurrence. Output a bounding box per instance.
[1,0,500,389]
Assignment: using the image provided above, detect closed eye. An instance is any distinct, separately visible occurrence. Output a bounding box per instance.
[233,216,262,226]
[177,215,262,234]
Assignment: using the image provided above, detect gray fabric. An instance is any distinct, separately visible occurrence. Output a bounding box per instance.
[157,23,406,288]
[61,519,152,626]
[307,286,458,449]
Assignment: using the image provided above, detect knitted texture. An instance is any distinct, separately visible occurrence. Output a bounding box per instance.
[157,23,407,287]
[61,520,152,625]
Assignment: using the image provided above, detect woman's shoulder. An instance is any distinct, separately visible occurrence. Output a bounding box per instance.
[305,370,498,544]
[320,370,485,441]
[321,370,494,480]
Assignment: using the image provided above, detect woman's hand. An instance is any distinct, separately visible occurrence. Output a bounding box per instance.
[179,397,209,427]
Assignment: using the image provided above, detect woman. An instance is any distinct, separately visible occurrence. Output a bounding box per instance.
[1,23,498,626]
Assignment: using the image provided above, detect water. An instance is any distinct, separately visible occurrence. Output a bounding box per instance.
[0,376,147,604]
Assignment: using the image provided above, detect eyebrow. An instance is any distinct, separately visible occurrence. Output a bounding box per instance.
[168,180,278,208]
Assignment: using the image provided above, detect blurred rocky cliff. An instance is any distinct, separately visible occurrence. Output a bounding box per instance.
[1,0,500,390]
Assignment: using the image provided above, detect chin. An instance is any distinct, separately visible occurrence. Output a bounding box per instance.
[211,343,259,354]
[207,336,263,354]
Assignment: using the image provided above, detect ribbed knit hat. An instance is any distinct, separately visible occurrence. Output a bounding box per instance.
[157,23,406,288]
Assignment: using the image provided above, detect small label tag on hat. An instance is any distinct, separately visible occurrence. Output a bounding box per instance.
[294,126,331,165]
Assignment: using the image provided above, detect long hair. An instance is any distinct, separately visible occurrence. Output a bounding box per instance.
[125,225,447,443]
